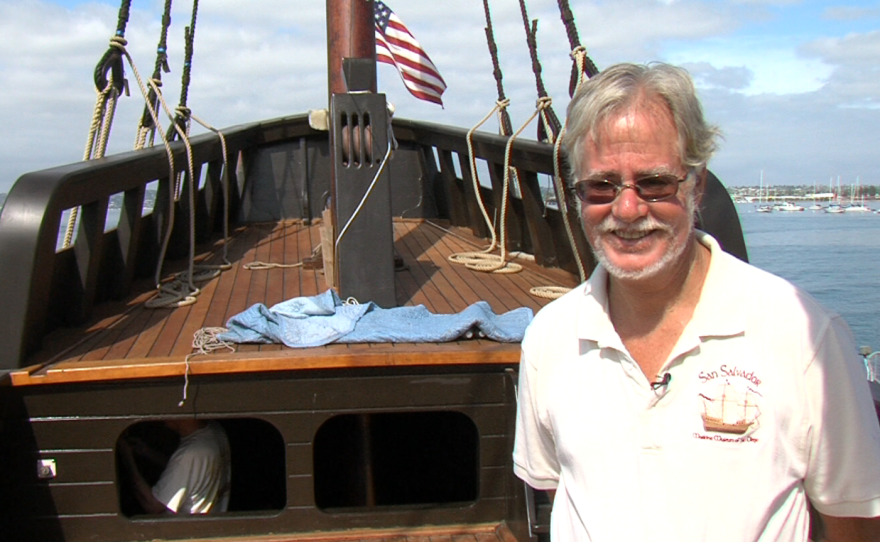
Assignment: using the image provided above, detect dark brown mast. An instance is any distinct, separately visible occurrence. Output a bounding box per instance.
[325,0,396,309]
[326,0,376,97]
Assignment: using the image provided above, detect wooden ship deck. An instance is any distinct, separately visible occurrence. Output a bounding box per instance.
[12,218,576,386]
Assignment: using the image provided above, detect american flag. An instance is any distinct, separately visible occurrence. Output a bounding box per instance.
[374,1,446,106]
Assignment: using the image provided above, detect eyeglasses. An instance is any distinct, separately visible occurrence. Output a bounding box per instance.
[571,171,694,205]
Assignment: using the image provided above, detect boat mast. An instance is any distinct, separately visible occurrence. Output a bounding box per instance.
[326,0,376,98]
[325,0,396,308]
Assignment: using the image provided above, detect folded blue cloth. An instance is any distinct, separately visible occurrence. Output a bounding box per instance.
[218,290,533,348]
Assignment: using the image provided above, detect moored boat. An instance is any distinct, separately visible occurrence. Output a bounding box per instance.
[775,201,805,212]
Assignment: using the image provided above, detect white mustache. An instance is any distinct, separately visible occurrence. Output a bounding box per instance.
[595,215,674,236]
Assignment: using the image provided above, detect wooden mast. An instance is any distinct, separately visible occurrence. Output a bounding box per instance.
[325,0,396,310]
[326,0,376,97]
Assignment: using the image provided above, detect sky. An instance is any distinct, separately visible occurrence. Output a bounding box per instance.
[1,0,879,193]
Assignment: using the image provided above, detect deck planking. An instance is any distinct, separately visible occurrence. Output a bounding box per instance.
[13,219,579,385]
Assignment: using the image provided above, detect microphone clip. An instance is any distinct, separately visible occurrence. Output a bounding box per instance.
[651,372,672,390]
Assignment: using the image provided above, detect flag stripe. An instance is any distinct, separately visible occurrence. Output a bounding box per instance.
[377,54,445,103]
[376,46,446,92]
[374,1,446,106]
[379,35,445,83]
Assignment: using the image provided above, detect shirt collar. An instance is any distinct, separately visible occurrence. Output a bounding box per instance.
[690,230,747,338]
[576,264,624,348]
[575,231,746,345]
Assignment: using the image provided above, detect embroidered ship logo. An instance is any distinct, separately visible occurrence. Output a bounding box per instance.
[698,380,761,435]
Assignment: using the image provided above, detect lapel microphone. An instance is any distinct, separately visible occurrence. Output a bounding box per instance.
[651,372,672,390]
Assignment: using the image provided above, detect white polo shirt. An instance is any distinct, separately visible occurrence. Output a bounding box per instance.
[513,231,880,541]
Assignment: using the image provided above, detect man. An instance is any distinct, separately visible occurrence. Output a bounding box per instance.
[120,418,231,514]
[513,62,880,541]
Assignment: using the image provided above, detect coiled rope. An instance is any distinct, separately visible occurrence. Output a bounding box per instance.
[451,98,557,274]
[448,99,517,272]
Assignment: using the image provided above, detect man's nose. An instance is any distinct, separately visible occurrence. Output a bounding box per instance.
[611,184,647,221]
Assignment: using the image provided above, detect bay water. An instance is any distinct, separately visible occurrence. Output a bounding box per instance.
[734,203,880,353]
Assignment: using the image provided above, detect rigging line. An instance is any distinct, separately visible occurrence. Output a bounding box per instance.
[168,0,200,198]
[65,0,133,249]
[104,37,193,308]
[448,99,509,271]
[555,0,599,85]
[144,75,204,309]
[542,45,594,287]
[64,73,122,248]
[481,0,514,137]
[517,0,562,140]
[146,0,214,308]
[189,112,233,267]
[452,100,553,275]
[470,100,509,251]
[136,0,173,141]
[335,106,398,249]
[335,142,393,250]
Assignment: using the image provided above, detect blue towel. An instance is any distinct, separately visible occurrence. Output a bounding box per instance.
[218,289,532,348]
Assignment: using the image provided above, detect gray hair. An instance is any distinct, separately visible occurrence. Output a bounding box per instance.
[562,62,721,180]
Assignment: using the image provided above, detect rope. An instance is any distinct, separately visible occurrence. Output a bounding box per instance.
[192,327,235,355]
[243,245,321,271]
[145,1,220,310]
[145,105,236,309]
[451,98,554,274]
[103,44,197,309]
[73,36,184,304]
[528,45,598,299]
[135,0,173,142]
[335,107,398,250]
[243,261,304,270]
[548,45,595,284]
[448,99,520,273]
[64,33,129,248]
[178,325,235,407]
[145,75,200,308]
[526,48,594,299]
[190,112,233,270]
[530,285,573,299]
[65,1,133,248]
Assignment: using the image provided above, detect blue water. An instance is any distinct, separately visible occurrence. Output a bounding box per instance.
[735,203,880,350]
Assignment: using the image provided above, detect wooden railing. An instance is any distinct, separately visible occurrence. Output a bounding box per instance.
[0,114,590,369]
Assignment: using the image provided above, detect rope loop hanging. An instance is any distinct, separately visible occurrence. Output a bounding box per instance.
[448,99,520,274]
[65,0,132,249]
[450,99,556,275]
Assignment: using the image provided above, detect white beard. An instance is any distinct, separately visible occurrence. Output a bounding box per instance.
[587,194,697,281]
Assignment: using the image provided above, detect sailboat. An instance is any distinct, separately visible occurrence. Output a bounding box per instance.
[756,170,773,213]
[826,176,846,213]
[845,177,872,212]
